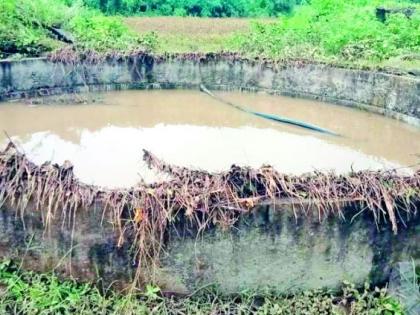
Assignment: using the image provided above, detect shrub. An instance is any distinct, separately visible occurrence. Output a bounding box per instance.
[0,0,156,57]
[69,12,142,52]
[236,0,420,63]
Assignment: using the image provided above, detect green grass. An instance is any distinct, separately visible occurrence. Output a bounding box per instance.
[0,259,406,314]
[69,13,153,53]
[0,0,67,56]
[1,0,419,71]
[233,0,420,70]
[0,0,156,58]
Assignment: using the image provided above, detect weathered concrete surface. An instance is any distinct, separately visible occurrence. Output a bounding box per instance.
[0,57,419,126]
[0,201,419,294]
[0,56,419,293]
[0,202,134,289]
[161,204,420,294]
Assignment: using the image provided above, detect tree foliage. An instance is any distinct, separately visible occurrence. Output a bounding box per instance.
[77,0,305,17]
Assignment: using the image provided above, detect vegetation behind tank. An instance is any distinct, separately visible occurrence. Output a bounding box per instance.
[1,0,419,70]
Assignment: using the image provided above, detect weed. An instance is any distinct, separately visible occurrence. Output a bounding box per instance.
[0,0,154,58]
[0,259,407,314]
[234,0,420,68]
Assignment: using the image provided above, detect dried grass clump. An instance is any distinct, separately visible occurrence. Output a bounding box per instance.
[47,49,284,66]
[47,47,153,65]
[0,142,419,285]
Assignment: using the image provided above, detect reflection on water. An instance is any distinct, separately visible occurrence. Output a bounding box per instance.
[0,90,419,188]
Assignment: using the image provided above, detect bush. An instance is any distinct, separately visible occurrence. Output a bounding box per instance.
[0,0,156,57]
[0,0,68,56]
[69,12,142,52]
[236,0,420,63]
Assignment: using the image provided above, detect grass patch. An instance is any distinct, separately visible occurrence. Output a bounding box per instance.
[0,0,156,58]
[124,16,271,53]
[0,0,68,57]
[233,0,420,69]
[1,0,419,71]
[0,259,405,314]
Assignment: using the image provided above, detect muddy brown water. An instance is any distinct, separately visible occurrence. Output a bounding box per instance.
[0,90,419,188]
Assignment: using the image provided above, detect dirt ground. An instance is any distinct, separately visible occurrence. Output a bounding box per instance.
[124,16,274,53]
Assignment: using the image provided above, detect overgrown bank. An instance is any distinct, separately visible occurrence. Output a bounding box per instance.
[0,0,157,57]
[77,0,305,17]
[1,0,419,70]
[234,0,420,70]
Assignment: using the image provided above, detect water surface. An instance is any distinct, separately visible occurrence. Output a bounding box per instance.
[0,90,419,187]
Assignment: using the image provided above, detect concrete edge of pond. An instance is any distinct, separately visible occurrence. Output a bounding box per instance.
[0,56,419,127]
[0,200,419,296]
[0,56,419,303]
